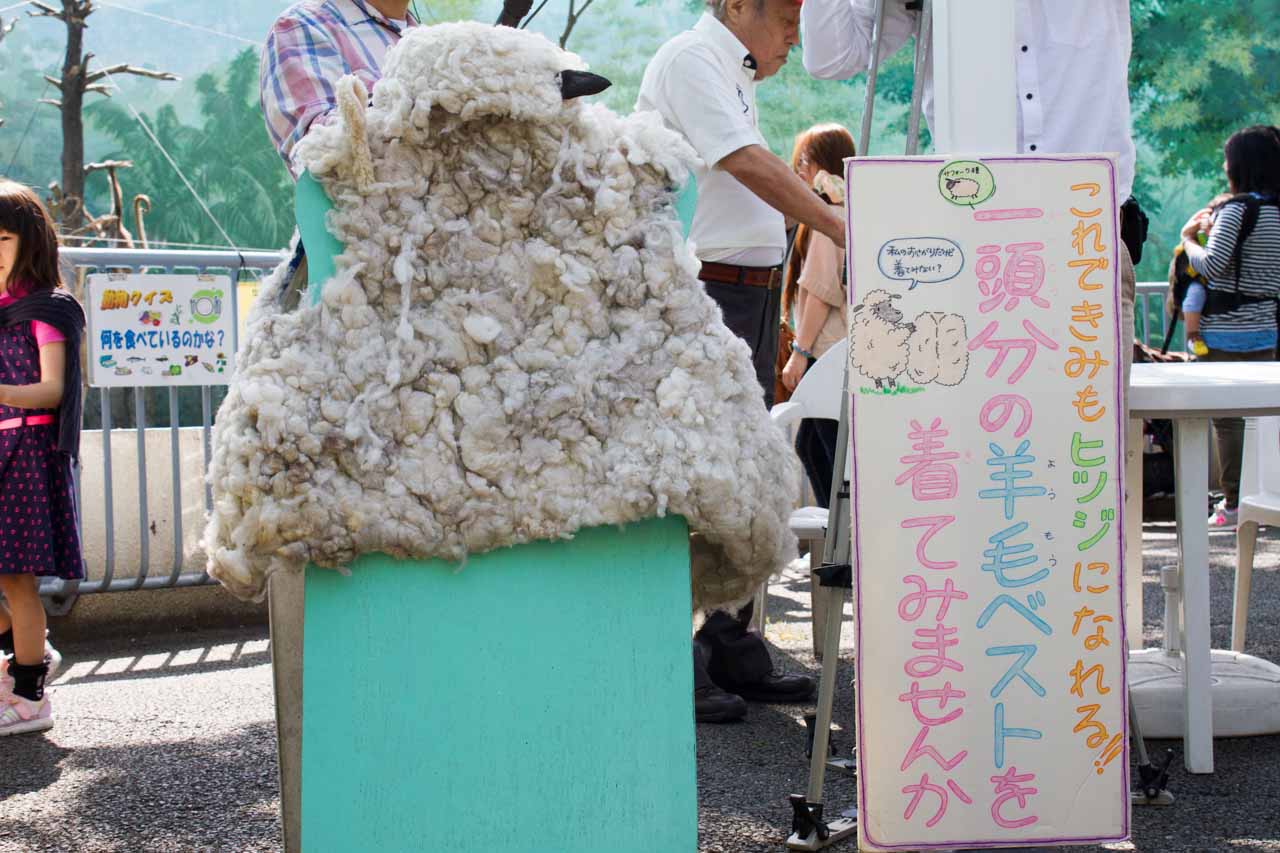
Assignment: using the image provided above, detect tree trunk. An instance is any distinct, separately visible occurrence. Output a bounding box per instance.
[59,0,87,232]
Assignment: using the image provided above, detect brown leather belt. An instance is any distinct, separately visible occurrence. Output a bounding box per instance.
[698,261,781,289]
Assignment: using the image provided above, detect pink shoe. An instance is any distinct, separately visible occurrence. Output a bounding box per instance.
[1208,500,1239,529]
[0,693,53,736]
[0,657,11,701]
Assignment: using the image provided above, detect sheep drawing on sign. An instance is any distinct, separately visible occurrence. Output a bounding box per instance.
[850,291,970,392]
[944,177,980,201]
[849,289,912,391]
[203,22,801,611]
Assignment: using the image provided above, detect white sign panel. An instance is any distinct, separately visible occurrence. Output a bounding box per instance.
[87,273,234,387]
[847,155,1129,849]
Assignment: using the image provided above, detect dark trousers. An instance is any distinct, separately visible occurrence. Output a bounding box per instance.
[796,418,839,509]
[1202,347,1276,507]
[703,280,782,408]
[694,602,773,689]
[692,273,783,690]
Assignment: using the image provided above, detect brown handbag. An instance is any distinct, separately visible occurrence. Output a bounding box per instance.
[774,320,795,405]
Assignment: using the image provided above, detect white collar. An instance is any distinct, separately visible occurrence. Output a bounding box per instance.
[692,13,756,77]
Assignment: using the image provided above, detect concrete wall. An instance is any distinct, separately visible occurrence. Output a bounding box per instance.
[51,427,266,637]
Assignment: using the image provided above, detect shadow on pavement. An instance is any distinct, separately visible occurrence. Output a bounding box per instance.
[0,737,72,803]
[49,637,272,688]
[1,722,281,853]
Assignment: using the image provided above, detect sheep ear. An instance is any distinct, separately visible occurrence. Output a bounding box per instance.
[559,70,611,100]
[853,304,863,312]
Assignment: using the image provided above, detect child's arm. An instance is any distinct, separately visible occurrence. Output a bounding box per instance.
[0,342,65,410]
[1183,203,1243,284]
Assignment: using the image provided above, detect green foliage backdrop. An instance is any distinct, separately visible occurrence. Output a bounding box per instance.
[0,0,1275,283]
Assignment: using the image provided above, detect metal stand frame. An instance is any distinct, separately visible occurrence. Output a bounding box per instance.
[785,2,1170,846]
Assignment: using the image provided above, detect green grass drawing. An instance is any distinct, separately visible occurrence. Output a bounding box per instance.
[858,385,926,397]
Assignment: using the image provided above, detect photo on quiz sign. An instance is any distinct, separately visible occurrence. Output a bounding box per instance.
[86,273,236,388]
[846,155,1129,850]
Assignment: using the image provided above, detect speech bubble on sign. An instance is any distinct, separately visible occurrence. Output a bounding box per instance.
[877,237,965,289]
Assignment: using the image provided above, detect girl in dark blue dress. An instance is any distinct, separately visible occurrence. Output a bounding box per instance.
[0,180,86,736]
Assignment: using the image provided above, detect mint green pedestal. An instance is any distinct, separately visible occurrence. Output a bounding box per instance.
[271,175,697,852]
[300,517,696,852]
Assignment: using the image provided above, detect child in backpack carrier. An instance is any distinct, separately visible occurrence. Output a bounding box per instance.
[0,180,87,736]
[1170,193,1234,357]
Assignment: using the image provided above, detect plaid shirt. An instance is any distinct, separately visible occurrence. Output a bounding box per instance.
[260,0,416,175]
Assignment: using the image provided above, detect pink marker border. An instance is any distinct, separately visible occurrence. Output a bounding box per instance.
[844,154,1130,850]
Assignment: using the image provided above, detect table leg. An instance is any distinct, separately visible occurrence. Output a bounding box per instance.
[1173,417,1213,773]
[1125,417,1143,650]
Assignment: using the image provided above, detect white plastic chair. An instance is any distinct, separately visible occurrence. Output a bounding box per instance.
[752,339,848,652]
[1234,416,1280,651]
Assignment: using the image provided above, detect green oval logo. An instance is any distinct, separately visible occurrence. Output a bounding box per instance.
[939,160,996,207]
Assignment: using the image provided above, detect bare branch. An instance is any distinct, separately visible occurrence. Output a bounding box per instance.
[84,159,133,174]
[27,2,64,22]
[83,83,111,96]
[0,16,16,40]
[38,98,63,108]
[558,0,595,49]
[85,63,179,85]
[43,74,63,90]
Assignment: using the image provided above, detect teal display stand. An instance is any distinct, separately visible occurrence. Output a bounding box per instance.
[271,173,697,853]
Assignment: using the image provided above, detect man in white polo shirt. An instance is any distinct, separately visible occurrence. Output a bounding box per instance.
[639,0,845,723]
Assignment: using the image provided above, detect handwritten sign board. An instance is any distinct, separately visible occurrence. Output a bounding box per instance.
[86,273,235,388]
[846,155,1129,849]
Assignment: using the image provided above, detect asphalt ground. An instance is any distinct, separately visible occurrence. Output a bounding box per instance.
[1,519,1277,852]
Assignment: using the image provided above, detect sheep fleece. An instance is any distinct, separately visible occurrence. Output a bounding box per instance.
[203,22,800,610]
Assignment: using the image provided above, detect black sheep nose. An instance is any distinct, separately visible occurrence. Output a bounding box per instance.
[559,70,611,100]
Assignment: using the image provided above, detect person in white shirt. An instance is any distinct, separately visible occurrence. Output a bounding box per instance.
[801,0,1142,373]
[638,0,843,723]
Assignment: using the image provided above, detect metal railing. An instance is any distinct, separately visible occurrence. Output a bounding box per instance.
[1136,280,1179,352]
[41,248,285,614]
[34,251,1171,613]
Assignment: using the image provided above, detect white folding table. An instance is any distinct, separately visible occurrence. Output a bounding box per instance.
[1126,362,1280,773]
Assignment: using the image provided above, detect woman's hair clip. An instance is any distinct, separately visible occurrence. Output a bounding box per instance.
[812,170,846,205]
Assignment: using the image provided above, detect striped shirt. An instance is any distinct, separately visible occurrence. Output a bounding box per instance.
[260,0,416,175]
[1184,199,1280,352]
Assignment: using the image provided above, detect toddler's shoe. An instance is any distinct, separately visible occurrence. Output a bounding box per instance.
[0,693,53,736]
[0,657,11,701]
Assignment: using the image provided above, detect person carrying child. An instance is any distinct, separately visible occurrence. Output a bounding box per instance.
[0,180,87,736]
[1177,126,1280,527]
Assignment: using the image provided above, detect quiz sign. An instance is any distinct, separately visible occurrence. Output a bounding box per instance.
[86,273,235,388]
[847,155,1129,849]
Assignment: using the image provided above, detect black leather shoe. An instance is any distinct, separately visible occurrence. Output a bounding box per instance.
[725,671,815,703]
[695,684,748,723]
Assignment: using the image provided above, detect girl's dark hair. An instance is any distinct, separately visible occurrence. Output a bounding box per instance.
[1219,127,1280,288]
[0,179,61,294]
[784,123,856,327]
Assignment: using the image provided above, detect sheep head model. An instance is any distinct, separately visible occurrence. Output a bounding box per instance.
[203,22,801,610]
